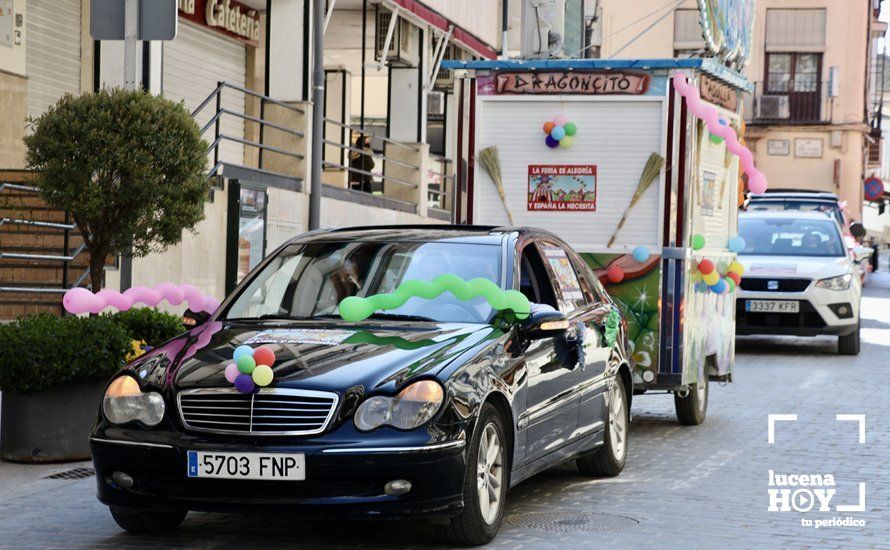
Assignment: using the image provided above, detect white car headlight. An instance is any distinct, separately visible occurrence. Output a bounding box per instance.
[815,273,852,291]
[354,380,444,431]
[103,375,165,426]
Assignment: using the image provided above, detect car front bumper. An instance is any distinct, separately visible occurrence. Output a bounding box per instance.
[90,425,468,518]
[736,283,859,337]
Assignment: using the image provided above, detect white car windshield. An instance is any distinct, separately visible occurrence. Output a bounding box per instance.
[738,218,846,257]
[222,241,503,323]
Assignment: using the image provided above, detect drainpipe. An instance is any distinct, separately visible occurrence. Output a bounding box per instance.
[501,0,508,58]
[309,0,325,230]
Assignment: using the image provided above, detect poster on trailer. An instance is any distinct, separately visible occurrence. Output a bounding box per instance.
[527,165,597,211]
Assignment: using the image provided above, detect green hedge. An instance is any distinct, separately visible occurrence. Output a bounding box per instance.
[0,309,185,394]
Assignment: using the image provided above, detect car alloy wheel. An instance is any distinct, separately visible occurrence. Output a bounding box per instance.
[477,422,505,525]
[608,381,628,462]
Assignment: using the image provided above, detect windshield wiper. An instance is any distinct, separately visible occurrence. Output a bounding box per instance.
[364,312,436,322]
[225,314,314,322]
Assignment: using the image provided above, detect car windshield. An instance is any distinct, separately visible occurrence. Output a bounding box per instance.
[747,199,844,226]
[738,217,846,257]
[222,240,503,324]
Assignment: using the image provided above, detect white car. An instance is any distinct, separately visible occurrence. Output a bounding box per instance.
[735,211,871,355]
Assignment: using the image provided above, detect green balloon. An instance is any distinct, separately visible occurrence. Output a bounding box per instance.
[691,234,706,250]
[564,122,577,136]
[604,309,620,347]
[236,355,256,374]
[338,275,531,322]
[709,133,724,144]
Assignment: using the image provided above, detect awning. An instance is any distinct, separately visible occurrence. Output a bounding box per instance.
[385,0,498,60]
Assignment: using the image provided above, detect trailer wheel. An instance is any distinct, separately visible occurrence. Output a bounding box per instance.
[674,376,708,425]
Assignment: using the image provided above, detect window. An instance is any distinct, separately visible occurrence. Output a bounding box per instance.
[539,243,586,312]
[738,218,846,257]
[224,241,503,324]
[674,9,705,52]
[518,244,558,309]
[237,188,267,282]
[765,9,826,50]
[764,52,822,122]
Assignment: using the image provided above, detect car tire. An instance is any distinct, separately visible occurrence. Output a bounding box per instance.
[109,507,187,534]
[838,323,861,355]
[436,402,508,546]
[576,377,629,477]
[675,375,708,426]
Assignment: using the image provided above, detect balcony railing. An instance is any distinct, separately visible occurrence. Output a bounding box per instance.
[745,81,829,125]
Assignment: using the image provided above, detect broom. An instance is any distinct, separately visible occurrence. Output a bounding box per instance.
[607,152,665,247]
[478,146,514,225]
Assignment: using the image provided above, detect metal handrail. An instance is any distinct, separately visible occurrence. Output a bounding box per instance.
[322,161,418,189]
[323,118,421,152]
[321,139,418,171]
[0,183,39,193]
[0,218,76,231]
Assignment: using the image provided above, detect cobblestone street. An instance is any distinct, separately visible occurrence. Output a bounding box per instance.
[2,275,889,549]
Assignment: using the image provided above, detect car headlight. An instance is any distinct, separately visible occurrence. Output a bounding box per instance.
[102,375,165,426]
[815,273,852,291]
[354,380,444,431]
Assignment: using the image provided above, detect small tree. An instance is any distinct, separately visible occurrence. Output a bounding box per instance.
[25,89,209,291]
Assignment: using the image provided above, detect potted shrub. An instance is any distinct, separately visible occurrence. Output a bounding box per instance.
[0,310,184,462]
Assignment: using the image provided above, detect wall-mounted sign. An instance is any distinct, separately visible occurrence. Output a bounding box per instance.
[794,138,823,158]
[697,0,754,68]
[767,139,790,156]
[178,0,260,45]
[699,75,738,111]
[864,177,884,202]
[528,165,597,211]
[495,71,649,95]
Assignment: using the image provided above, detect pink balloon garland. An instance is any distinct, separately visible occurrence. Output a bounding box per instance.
[63,284,221,315]
[671,73,768,195]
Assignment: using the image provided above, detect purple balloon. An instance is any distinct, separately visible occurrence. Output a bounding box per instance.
[545,135,560,148]
[180,284,206,313]
[234,373,256,394]
[123,286,163,307]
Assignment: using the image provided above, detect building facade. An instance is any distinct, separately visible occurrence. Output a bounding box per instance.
[559,0,883,224]
[0,0,503,318]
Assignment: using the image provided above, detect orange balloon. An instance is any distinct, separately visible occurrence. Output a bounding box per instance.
[543,121,555,134]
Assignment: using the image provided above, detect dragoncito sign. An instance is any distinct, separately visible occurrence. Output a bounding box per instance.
[178,0,260,45]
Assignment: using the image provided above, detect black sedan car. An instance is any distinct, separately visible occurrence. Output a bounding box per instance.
[91,226,632,545]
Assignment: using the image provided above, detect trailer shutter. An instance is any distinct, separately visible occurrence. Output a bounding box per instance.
[162,21,246,165]
[474,98,665,250]
[26,0,82,119]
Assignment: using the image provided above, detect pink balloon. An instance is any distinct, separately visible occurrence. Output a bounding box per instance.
[63,282,219,315]
[63,287,100,314]
[154,282,185,305]
[673,72,769,194]
[553,114,569,126]
[224,363,239,383]
[96,289,132,311]
[180,284,206,312]
[748,171,768,194]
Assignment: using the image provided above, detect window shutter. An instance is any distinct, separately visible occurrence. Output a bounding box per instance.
[766,9,826,51]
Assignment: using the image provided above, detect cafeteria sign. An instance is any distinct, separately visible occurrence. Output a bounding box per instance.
[528,165,597,211]
[496,72,649,95]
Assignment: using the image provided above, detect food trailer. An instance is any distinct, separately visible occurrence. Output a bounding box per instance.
[444,58,753,424]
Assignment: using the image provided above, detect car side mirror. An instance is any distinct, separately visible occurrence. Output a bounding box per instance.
[849,222,866,239]
[183,309,210,328]
[852,246,873,263]
[523,306,569,340]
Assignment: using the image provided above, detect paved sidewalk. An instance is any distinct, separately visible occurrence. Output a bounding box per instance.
[1,283,888,548]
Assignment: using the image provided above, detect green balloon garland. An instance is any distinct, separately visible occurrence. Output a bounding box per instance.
[338,274,531,322]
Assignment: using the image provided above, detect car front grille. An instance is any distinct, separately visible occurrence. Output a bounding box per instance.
[739,277,812,292]
[177,388,339,436]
